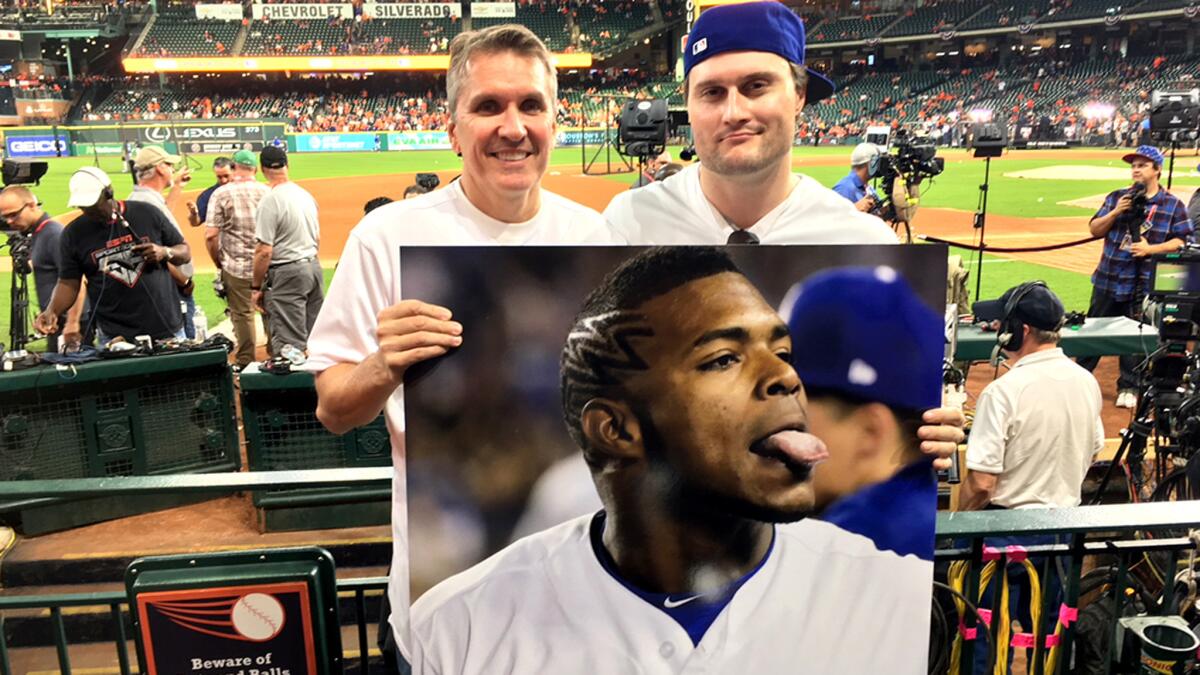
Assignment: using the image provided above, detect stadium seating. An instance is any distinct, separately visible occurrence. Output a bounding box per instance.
[136,4,240,56]
[807,14,898,42]
[1132,0,1191,12]
[575,0,656,53]
[885,1,981,36]
[956,0,1047,29]
[352,17,461,55]
[473,2,571,51]
[1043,0,1136,22]
[242,18,356,55]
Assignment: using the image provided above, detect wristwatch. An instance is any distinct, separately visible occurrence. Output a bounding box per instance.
[163,247,174,263]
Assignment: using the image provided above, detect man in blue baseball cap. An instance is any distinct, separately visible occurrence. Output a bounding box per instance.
[1081,144,1193,408]
[604,1,895,245]
[781,266,943,561]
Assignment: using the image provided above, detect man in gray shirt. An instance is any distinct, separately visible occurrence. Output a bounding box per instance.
[252,145,323,355]
[128,145,196,337]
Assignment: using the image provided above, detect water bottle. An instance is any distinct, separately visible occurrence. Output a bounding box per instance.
[194,305,208,342]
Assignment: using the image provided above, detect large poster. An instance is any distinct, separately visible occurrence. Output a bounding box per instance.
[251,3,353,19]
[401,245,946,673]
[362,2,462,19]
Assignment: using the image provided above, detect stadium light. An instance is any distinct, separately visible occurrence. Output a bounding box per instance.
[968,108,993,123]
[1083,102,1115,119]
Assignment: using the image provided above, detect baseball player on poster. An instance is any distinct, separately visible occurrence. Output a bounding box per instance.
[409,248,932,674]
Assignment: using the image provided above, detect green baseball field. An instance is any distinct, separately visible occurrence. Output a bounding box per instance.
[1,145,1197,347]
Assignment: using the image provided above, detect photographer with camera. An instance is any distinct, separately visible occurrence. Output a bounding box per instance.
[831,143,881,213]
[1080,145,1193,408]
[0,186,74,351]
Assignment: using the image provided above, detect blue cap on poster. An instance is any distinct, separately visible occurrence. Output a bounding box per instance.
[781,266,943,412]
[682,1,835,102]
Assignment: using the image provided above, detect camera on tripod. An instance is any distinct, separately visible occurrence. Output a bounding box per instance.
[870,129,945,225]
[616,99,668,161]
[1150,89,1200,143]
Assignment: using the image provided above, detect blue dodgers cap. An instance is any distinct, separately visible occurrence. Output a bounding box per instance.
[683,1,835,103]
[1122,144,1165,167]
[781,266,943,412]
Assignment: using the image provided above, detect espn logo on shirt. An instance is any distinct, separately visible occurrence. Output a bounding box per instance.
[6,135,69,158]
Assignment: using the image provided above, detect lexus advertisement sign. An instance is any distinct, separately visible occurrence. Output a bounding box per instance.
[140,124,262,144]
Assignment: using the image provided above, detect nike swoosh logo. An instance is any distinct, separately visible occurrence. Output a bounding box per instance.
[663,595,701,609]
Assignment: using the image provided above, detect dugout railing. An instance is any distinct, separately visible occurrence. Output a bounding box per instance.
[0,471,1199,675]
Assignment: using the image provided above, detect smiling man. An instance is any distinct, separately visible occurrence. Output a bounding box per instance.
[604,1,895,245]
[409,248,931,674]
[306,24,617,673]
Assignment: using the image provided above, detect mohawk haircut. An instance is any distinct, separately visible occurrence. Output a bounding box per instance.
[560,247,743,450]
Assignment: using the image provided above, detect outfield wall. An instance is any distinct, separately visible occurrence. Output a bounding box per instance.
[1,122,615,158]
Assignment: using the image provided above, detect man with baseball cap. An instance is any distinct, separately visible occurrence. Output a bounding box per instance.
[962,282,1103,673]
[783,266,942,561]
[253,144,324,356]
[35,167,191,344]
[604,1,895,244]
[207,149,271,367]
[128,145,197,338]
[964,282,1103,511]
[1081,144,1192,408]
[832,143,882,212]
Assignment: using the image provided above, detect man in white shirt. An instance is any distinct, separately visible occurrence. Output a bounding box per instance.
[410,247,931,675]
[604,1,896,245]
[961,282,1104,510]
[305,24,615,672]
[959,281,1103,674]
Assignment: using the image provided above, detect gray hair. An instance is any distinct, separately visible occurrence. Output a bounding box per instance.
[212,156,234,170]
[1029,327,1061,346]
[135,164,160,183]
[446,24,557,121]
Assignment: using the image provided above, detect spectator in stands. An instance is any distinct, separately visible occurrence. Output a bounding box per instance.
[252,145,324,356]
[0,186,74,352]
[603,2,897,244]
[128,146,198,338]
[960,282,1102,673]
[207,150,272,369]
[1079,145,1193,408]
[306,24,617,674]
[34,167,190,345]
[187,156,234,228]
[831,142,881,212]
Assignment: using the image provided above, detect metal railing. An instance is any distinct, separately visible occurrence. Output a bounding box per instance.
[3,470,1200,674]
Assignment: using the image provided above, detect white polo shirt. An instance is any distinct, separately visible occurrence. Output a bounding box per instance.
[411,515,931,674]
[603,163,898,245]
[965,347,1105,508]
[304,181,616,658]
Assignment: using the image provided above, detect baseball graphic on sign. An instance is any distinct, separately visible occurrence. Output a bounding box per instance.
[231,593,285,641]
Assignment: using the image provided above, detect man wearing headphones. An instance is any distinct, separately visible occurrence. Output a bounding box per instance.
[961,282,1104,511]
[34,167,191,345]
[831,143,881,213]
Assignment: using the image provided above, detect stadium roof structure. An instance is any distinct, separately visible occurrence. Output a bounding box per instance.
[123,52,593,74]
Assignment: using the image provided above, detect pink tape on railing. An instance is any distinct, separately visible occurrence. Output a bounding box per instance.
[958,620,977,641]
[1010,633,1036,649]
[1059,604,1078,627]
[1045,635,1061,648]
[977,609,993,627]
[982,546,1001,562]
[1006,545,1028,563]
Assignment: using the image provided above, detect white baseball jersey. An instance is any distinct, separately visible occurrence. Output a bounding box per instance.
[304,181,617,658]
[603,163,898,245]
[410,514,932,674]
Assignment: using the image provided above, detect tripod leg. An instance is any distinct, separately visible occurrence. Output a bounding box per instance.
[1091,394,1153,504]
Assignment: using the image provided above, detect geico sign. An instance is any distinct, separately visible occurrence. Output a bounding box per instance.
[10,139,64,153]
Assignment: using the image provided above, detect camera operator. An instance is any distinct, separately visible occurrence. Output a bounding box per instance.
[0,186,76,351]
[1080,145,1193,408]
[832,143,882,213]
[34,167,190,346]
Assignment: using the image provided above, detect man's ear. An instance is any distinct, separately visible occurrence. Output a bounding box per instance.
[851,403,898,463]
[581,398,644,464]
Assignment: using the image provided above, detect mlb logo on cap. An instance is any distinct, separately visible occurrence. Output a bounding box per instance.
[692,38,707,55]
